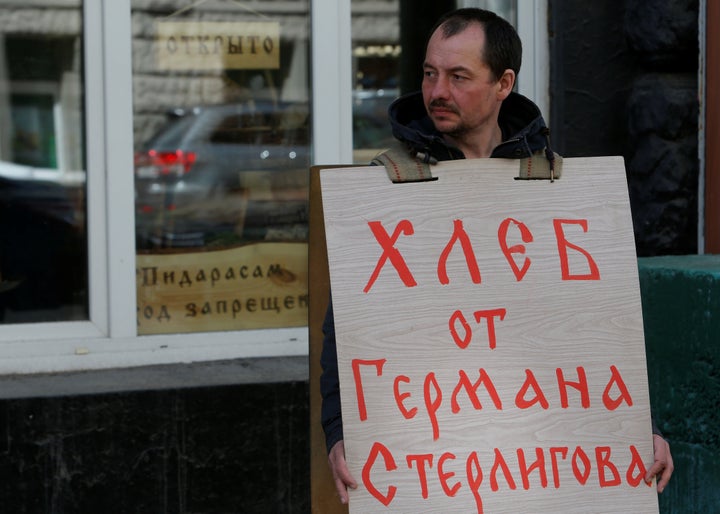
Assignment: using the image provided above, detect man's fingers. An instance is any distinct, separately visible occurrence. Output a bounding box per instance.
[656,450,674,493]
[334,477,350,504]
[329,440,358,503]
[645,434,674,493]
[645,461,663,484]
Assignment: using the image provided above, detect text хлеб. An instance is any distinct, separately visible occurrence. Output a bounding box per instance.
[364,217,600,293]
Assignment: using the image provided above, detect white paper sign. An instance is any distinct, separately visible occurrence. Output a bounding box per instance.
[320,157,659,513]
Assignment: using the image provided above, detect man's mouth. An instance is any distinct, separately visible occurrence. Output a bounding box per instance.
[429,103,457,117]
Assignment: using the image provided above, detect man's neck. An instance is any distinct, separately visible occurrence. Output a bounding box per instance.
[444,123,503,159]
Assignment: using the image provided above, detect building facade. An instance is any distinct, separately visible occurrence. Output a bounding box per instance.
[0,0,714,512]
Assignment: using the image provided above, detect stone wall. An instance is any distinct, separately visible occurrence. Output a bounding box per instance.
[0,380,310,513]
[549,0,700,257]
[624,0,700,256]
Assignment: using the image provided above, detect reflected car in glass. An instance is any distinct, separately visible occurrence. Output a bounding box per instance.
[134,100,311,249]
[134,90,398,249]
[0,169,87,322]
[352,88,397,153]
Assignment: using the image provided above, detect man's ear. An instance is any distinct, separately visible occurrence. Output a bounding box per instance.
[496,69,516,100]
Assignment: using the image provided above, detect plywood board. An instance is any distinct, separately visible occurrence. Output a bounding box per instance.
[320,157,659,513]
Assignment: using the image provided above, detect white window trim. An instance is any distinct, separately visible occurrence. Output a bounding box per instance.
[516,0,550,119]
[311,0,353,164]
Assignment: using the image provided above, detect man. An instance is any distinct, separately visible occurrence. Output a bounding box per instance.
[320,7,673,504]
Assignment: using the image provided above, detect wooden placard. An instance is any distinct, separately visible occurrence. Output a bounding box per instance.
[155,21,280,71]
[320,157,659,513]
[136,242,307,334]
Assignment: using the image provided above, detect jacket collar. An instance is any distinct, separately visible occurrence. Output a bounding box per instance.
[387,90,549,161]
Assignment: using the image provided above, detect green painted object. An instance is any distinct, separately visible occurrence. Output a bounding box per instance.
[638,255,720,513]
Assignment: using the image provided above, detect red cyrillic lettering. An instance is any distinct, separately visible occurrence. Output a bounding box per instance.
[549,447,569,488]
[437,219,481,285]
[364,220,417,293]
[449,309,472,349]
[352,359,386,421]
[473,308,506,349]
[424,372,442,440]
[571,446,591,485]
[498,217,533,281]
[602,365,634,410]
[553,219,601,280]
[393,375,417,419]
[451,369,503,413]
[627,445,652,487]
[490,448,517,492]
[515,369,550,409]
[517,448,548,490]
[466,451,485,514]
[556,367,590,408]
[407,454,434,499]
[596,446,621,487]
[438,452,461,497]
[362,442,397,506]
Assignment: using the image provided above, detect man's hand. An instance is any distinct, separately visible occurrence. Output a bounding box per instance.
[646,434,674,493]
[328,440,358,504]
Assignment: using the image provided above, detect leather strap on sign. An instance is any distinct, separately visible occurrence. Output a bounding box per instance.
[371,140,435,183]
[373,141,563,183]
[518,151,564,181]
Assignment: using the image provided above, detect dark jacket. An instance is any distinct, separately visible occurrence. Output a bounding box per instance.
[388,90,551,161]
[320,90,553,453]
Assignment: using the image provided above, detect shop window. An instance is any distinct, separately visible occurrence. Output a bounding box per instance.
[131,1,311,335]
[351,2,400,163]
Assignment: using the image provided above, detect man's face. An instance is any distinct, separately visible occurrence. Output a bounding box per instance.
[422,23,504,140]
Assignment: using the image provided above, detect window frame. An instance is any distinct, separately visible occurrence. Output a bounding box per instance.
[0,0,307,375]
[0,0,548,376]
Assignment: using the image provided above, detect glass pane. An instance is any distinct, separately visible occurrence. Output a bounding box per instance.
[132,1,311,335]
[0,0,88,324]
[351,2,400,163]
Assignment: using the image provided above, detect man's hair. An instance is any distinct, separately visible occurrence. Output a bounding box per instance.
[428,8,522,81]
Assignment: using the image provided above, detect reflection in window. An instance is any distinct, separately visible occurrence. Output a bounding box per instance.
[351,3,400,163]
[0,1,88,324]
[132,1,311,335]
[132,4,311,251]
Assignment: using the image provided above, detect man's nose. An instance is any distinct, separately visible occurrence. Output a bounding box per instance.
[430,76,450,99]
